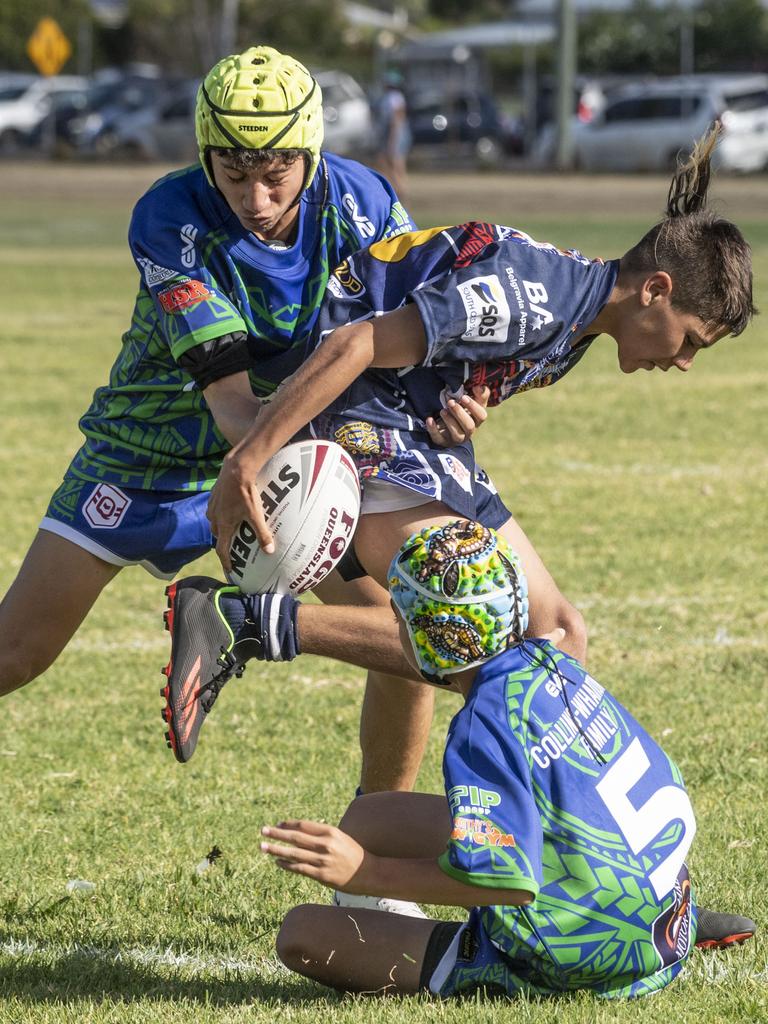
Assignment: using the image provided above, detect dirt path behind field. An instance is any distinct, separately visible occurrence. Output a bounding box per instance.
[2,160,764,224]
[406,170,767,224]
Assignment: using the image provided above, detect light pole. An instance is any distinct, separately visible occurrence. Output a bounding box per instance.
[555,0,577,169]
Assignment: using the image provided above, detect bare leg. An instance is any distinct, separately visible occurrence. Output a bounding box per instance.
[306,571,412,678]
[497,515,587,661]
[0,531,120,696]
[312,571,435,793]
[277,903,439,994]
[357,674,435,793]
[278,793,454,993]
[339,792,451,857]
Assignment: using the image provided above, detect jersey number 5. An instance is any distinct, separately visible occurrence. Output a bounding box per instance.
[595,737,695,900]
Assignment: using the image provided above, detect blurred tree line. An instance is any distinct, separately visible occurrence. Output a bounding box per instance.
[1,0,766,78]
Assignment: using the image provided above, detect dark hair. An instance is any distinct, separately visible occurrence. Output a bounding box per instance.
[209,147,307,173]
[621,128,756,336]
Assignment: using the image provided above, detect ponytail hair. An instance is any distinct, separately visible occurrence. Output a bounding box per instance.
[666,125,718,217]
[622,126,756,336]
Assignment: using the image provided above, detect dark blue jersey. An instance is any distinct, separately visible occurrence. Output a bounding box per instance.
[311,222,618,434]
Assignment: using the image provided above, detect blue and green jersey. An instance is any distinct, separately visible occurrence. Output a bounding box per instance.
[438,640,696,999]
[71,155,413,493]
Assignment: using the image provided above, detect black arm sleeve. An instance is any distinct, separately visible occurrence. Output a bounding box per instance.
[177,331,252,390]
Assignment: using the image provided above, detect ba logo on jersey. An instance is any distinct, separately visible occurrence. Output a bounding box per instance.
[522,280,554,330]
[457,274,511,343]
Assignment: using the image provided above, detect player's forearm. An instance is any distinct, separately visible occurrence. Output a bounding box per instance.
[203,371,263,447]
[352,854,533,909]
[209,393,263,447]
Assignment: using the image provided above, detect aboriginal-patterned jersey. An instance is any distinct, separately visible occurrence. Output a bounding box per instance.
[439,640,697,1000]
[72,155,413,492]
[311,222,618,435]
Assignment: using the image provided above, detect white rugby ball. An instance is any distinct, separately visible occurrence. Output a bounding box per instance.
[227,439,361,596]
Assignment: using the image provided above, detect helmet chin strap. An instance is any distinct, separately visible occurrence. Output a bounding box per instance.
[286,154,311,210]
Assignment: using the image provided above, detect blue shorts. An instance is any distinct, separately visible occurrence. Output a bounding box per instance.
[425,915,524,998]
[42,474,214,580]
[427,908,689,1000]
[41,449,512,579]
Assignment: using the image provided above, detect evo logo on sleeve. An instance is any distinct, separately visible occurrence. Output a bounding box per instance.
[457,274,511,343]
[180,223,198,268]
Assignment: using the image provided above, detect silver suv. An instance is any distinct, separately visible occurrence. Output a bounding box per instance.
[537,74,768,172]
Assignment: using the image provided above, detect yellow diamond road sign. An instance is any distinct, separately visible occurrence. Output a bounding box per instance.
[27,17,72,77]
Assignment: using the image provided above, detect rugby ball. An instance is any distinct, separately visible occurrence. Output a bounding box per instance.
[227,439,361,596]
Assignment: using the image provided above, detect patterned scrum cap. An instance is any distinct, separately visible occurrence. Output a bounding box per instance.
[388,520,529,683]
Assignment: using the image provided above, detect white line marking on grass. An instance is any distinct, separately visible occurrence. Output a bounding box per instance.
[0,937,289,977]
[689,955,768,986]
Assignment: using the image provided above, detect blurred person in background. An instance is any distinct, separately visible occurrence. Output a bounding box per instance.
[375,68,411,201]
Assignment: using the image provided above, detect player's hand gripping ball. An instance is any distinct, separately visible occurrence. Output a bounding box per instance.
[227,440,360,595]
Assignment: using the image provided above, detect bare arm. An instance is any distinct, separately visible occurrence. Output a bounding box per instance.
[207,304,426,567]
[260,820,533,909]
[202,371,262,447]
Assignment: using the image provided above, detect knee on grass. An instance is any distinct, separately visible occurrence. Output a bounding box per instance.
[0,644,50,696]
[538,600,587,661]
[276,905,321,974]
[560,602,588,659]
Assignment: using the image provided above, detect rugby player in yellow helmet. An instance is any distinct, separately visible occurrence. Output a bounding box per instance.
[0,48,493,921]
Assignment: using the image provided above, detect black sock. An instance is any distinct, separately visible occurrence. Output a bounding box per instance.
[219,591,301,662]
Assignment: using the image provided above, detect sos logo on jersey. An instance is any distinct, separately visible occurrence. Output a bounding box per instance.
[457,274,511,343]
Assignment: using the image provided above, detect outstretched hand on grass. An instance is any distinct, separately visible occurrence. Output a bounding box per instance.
[260,820,372,893]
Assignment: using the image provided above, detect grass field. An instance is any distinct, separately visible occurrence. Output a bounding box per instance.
[0,163,766,1024]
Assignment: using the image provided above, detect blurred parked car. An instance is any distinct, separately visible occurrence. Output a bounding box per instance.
[0,74,87,153]
[314,70,373,156]
[43,71,175,158]
[408,91,520,166]
[535,74,768,172]
[78,79,199,161]
[533,75,641,134]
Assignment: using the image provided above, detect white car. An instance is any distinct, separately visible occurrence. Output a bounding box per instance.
[314,70,373,156]
[536,74,768,173]
[0,74,87,152]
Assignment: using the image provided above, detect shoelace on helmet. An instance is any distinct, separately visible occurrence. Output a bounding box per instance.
[519,640,607,767]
